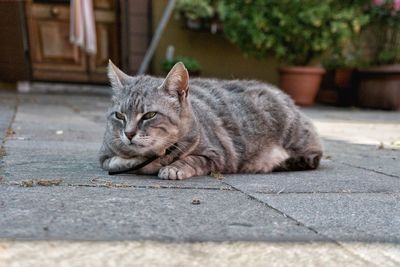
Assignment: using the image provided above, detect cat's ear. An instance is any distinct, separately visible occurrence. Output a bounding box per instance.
[162,62,189,98]
[107,60,130,92]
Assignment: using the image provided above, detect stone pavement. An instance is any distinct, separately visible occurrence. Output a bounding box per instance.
[0,89,399,266]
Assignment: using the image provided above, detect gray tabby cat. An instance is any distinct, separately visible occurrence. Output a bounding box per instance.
[99,61,323,180]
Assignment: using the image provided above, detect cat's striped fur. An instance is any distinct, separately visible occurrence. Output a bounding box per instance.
[99,61,323,180]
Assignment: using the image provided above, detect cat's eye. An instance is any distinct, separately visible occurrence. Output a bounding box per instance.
[115,112,125,121]
[142,112,157,120]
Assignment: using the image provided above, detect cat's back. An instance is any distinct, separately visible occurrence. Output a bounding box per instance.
[188,78,296,119]
[187,77,322,173]
[189,78,292,103]
[187,77,300,149]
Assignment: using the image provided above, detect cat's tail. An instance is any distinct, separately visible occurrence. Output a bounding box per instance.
[274,151,322,172]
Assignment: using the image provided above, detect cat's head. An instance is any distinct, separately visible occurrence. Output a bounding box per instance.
[106,60,192,157]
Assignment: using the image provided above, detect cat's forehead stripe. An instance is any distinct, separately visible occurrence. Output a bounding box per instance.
[123,91,144,114]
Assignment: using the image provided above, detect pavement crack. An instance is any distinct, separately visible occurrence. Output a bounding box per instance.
[70,182,234,191]
[253,190,397,195]
[3,179,234,191]
[221,181,377,266]
[222,181,331,236]
[0,94,19,178]
[335,160,400,179]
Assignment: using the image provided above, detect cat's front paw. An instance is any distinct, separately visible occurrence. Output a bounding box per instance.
[104,156,146,172]
[158,166,189,180]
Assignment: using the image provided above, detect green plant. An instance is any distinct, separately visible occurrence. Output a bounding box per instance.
[162,56,202,73]
[219,0,369,66]
[361,0,400,65]
[175,0,214,20]
[322,38,368,70]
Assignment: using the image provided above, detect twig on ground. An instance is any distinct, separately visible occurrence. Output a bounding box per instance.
[210,172,224,180]
[90,177,130,188]
[14,179,63,187]
[277,188,285,195]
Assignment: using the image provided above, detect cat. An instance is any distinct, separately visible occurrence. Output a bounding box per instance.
[99,60,323,180]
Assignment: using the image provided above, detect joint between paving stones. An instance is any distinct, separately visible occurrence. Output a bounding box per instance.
[253,191,398,195]
[337,160,400,179]
[0,95,19,181]
[69,183,235,191]
[3,180,236,191]
[221,180,378,266]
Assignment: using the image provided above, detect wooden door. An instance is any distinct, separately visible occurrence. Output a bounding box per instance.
[25,0,119,83]
[88,1,119,82]
[25,2,89,82]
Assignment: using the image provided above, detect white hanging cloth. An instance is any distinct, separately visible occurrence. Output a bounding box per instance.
[70,0,97,55]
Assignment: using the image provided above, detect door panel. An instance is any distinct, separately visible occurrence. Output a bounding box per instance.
[89,8,118,82]
[37,21,84,67]
[25,0,119,83]
[94,0,115,10]
[26,2,88,81]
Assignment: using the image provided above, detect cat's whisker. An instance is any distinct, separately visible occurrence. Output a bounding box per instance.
[155,139,186,154]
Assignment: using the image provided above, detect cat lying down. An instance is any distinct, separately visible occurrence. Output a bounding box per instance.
[99,61,323,180]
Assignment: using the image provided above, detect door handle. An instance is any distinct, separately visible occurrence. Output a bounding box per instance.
[50,7,60,18]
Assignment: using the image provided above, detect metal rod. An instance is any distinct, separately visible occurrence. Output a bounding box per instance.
[137,0,176,75]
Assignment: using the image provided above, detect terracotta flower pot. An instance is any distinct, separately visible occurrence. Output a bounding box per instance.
[334,68,354,89]
[279,66,326,106]
[357,65,400,110]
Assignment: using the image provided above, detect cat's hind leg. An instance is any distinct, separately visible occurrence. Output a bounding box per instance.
[276,116,323,172]
[274,151,322,171]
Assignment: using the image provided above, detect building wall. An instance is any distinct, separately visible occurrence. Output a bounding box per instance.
[0,1,29,82]
[151,0,279,85]
[121,0,151,75]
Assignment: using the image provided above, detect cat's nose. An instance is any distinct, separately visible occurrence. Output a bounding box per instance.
[124,130,136,141]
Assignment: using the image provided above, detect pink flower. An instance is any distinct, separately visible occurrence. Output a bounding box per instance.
[394,0,400,11]
[372,0,385,6]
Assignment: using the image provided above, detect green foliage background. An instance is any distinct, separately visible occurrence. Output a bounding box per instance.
[218,0,369,66]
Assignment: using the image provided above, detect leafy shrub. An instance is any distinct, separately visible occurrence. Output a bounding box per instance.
[219,0,369,66]
[175,0,214,20]
[361,0,400,65]
[162,56,202,73]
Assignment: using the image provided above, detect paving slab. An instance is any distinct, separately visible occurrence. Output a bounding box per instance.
[0,91,17,180]
[323,139,400,178]
[250,192,400,265]
[0,241,375,267]
[341,242,400,267]
[2,139,230,189]
[303,106,400,150]
[223,159,400,194]
[303,107,400,178]
[0,185,324,242]
[1,91,400,266]
[303,106,400,125]
[2,93,231,189]
[252,192,400,243]
[9,102,104,142]
[0,92,17,139]
[16,93,110,125]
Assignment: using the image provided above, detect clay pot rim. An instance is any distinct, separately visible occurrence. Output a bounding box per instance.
[279,66,326,74]
[358,64,400,74]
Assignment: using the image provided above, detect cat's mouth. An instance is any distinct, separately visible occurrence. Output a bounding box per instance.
[128,139,155,147]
